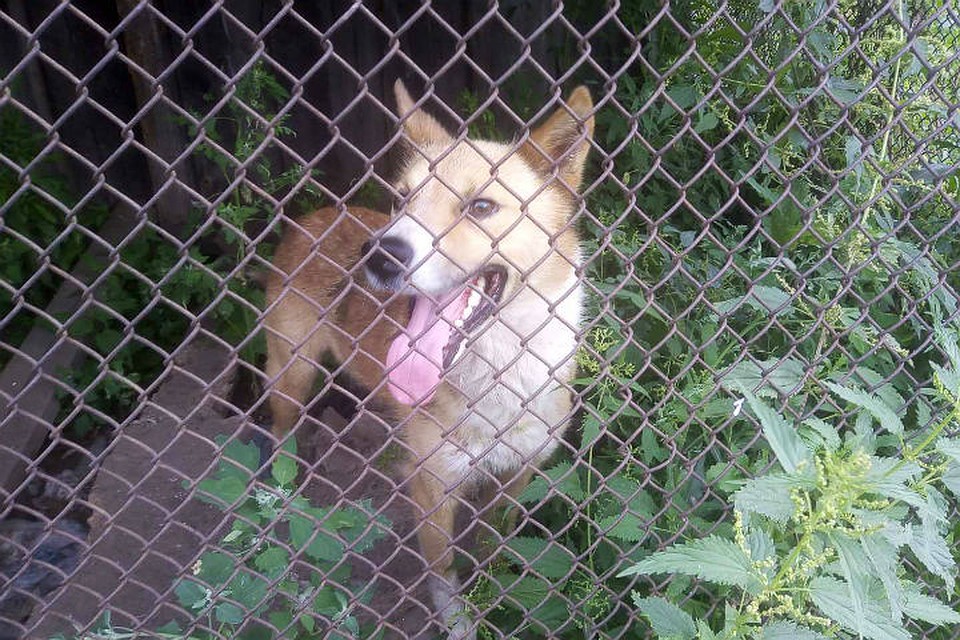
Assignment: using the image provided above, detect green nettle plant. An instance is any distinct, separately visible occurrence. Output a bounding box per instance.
[55,63,319,436]
[0,107,109,367]
[51,439,390,640]
[170,438,389,639]
[188,60,322,253]
[461,0,960,636]
[621,324,960,639]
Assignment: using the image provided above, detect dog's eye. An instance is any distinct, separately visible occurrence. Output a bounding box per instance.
[465,198,499,219]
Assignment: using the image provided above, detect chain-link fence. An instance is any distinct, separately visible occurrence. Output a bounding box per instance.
[2,1,960,639]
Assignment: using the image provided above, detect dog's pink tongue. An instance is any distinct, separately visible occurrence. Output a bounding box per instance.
[386,291,467,405]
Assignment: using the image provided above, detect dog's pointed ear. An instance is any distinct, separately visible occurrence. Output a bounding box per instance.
[520,86,594,191]
[394,80,453,147]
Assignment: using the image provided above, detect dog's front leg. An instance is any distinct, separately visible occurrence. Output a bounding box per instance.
[407,450,474,639]
[482,466,534,534]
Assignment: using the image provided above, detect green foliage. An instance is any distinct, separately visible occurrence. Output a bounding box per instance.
[189,60,322,251]
[13,1,960,637]
[456,80,541,141]
[49,439,390,639]
[56,228,263,436]
[0,107,108,364]
[458,89,500,141]
[475,0,960,637]
[622,334,960,638]
[176,437,388,639]
[2,63,318,438]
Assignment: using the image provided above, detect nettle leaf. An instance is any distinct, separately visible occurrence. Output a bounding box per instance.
[722,357,806,398]
[931,362,960,399]
[880,519,913,548]
[923,487,949,523]
[810,576,910,640]
[214,602,244,626]
[496,573,551,610]
[831,533,872,627]
[865,457,923,508]
[196,551,235,586]
[604,474,655,517]
[324,502,390,554]
[253,546,289,579]
[268,610,292,633]
[694,112,719,133]
[935,326,960,396]
[733,474,813,522]
[723,604,739,634]
[219,436,262,473]
[824,381,904,436]
[619,536,762,594]
[510,595,560,634]
[942,462,960,497]
[827,77,862,106]
[504,537,574,579]
[849,412,878,455]
[901,588,960,624]
[631,595,696,640]
[196,474,249,507]
[937,437,960,464]
[746,527,776,566]
[271,452,298,487]
[154,621,183,636]
[306,531,344,563]
[175,579,209,611]
[341,615,360,637]
[296,613,313,633]
[715,285,794,317]
[743,392,811,474]
[581,412,604,449]
[866,456,921,486]
[193,439,260,507]
[761,620,830,640]
[799,417,842,452]
[597,512,649,542]
[696,619,717,640]
[860,533,902,622]
[908,500,956,590]
[227,570,269,610]
[313,586,348,617]
[519,462,585,504]
[289,513,345,562]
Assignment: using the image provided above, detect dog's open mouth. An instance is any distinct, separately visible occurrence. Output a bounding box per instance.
[385,265,507,405]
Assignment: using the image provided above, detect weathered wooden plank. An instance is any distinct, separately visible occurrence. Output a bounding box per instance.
[0,213,134,502]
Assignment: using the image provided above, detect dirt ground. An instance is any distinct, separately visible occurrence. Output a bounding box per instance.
[22,336,449,639]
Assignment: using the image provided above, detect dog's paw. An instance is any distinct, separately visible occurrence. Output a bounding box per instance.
[429,574,476,640]
[446,617,475,640]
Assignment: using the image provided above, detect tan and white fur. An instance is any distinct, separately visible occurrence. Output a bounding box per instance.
[264,81,593,638]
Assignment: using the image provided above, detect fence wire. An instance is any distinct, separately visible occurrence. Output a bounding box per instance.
[2,1,960,639]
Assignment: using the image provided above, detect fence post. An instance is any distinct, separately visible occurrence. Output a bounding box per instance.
[115,0,197,233]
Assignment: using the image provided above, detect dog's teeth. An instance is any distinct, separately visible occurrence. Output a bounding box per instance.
[454,318,464,328]
[468,289,481,309]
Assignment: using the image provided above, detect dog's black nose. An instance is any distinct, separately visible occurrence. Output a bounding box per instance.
[362,236,414,281]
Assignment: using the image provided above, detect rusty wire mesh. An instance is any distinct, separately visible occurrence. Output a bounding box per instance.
[2,1,960,639]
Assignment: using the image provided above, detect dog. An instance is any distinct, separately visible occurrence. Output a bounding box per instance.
[264,81,593,638]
